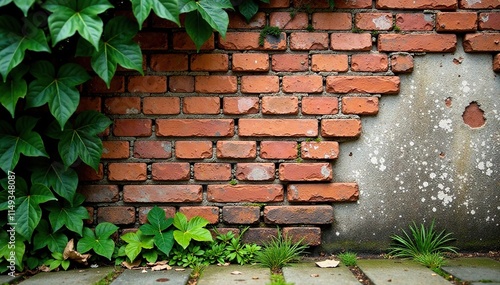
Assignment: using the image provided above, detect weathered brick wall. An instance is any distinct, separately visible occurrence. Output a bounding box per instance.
[77,0,500,247]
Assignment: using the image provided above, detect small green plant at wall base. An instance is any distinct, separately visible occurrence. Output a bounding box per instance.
[414,252,446,270]
[259,26,282,46]
[268,274,295,285]
[229,179,238,185]
[388,220,458,258]
[338,251,357,266]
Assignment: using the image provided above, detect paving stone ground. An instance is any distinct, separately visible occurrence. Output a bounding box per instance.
[282,262,361,285]
[16,267,116,285]
[110,267,191,285]
[442,257,500,284]
[197,264,270,285]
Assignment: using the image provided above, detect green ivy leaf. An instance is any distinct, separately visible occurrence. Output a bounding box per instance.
[15,183,57,240]
[31,160,78,203]
[121,230,154,262]
[0,230,26,271]
[130,0,180,29]
[77,223,118,260]
[0,15,50,82]
[0,0,36,16]
[196,0,232,38]
[48,111,111,170]
[143,206,173,234]
[178,0,197,13]
[33,219,68,253]
[43,0,114,50]
[47,193,89,235]
[142,250,158,263]
[26,61,91,130]
[238,0,259,22]
[185,11,213,52]
[76,16,143,88]
[0,116,49,174]
[0,64,28,118]
[173,213,212,249]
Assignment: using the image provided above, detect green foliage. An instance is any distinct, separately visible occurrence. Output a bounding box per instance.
[388,220,458,258]
[338,251,357,266]
[259,26,281,46]
[254,230,308,272]
[236,0,269,22]
[120,230,155,262]
[173,212,213,249]
[414,252,446,269]
[268,274,294,285]
[45,252,70,271]
[169,244,205,267]
[131,0,180,28]
[77,222,119,260]
[139,206,175,255]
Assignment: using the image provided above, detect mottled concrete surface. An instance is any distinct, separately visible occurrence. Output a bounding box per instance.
[322,38,500,252]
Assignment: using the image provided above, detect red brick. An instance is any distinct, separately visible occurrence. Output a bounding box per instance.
[391,54,414,73]
[143,97,180,115]
[242,228,278,245]
[396,13,435,31]
[377,0,457,9]
[287,183,359,202]
[302,97,339,115]
[270,12,308,29]
[223,206,260,224]
[283,75,323,93]
[261,0,289,8]
[98,207,135,225]
[241,76,279,93]
[104,97,140,114]
[223,97,260,115]
[85,207,93,225]
[326,76,400,94]
[173,32,214,50]
[78,185,119,203]
[138,207,176,224]
[152,163,190,181]
[460,0,499,9]
[235,163,275,181]
[124,185,203,203]
[76,163,103,181]
[463,33,500,52]
[180,207,219,224]
[228,11,266,29]
[239,119,318,137]
[351,54,389,72]
[312,13,352,30]
[87,76,124,93]
[169,76,195,93]
[260,141,298,159]
[175,141,213,159]
[194,163,231,181]
[135,32,168,50]
[108,163,147,181]
[113,119,152,137]
[342,97,379,115]
[262,96,298,115]
[216,141,257,158]
[494,54,500,72]
[128,76,167,93]
[279,163,332,182]
[134,141,172,159]
[102,141,129,159]
[195,76,237,93]
[311,54,348,72]
[283,227,321,246]
[335,0,372,8]
[264,206,333,224]
[378,34,457,52]
[272,54,309,72]
[301,141,339,160]
[190,54,229,71]
[356,13,393,30]
[207,185,284,202]
[232,53,269,72]
[150,54,188,72]
[290,33,329,50]
[183,97,220,114]
[479,13,500,30]
[156,119,234,137]
[292,0,328,7]
[321,119,362,137]
[77,97,101,112]
[331,33,372,51]
[219,32,286,50]
[436,12,477,32]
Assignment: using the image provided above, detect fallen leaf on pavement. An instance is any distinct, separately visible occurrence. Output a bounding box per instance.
[311,274,320,277]
[122,259,141,269]
[315,259,340,268]
[151,264,172,271]
[231,271,243,275]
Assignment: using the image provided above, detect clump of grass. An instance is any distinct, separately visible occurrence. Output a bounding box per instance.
[254,230,308,273]
[414,252,446,270]
[268,274,294,285]
[338,251,357,266]
[388,220,458,258]
[259,26,281,46]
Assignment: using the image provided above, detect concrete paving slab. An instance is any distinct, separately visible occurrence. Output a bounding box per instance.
[197,265,270,285]
[357,259,450,285]
[111,268,191,285]
[19,267,116,285]
[0,274,22,285]
[282,262,361,285]
[442,258,500,283]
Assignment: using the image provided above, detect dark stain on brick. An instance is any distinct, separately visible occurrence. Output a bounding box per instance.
[462,101,486,128]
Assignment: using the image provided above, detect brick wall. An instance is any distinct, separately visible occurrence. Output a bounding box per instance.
[78,0,500,246]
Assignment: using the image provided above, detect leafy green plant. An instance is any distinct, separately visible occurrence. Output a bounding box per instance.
[254,230,308,273]
[259,26,281,46]
[77,223,119,260]
[173,212,213,249]
[120,230,155,262]
[388,220,458,258]
[414,252,446,269]
[139,206,175,256]
[268,274,294,285]
[338,251,357,266]
[169,244,206,267]
[234,0,269,22]
[45,251,71,271]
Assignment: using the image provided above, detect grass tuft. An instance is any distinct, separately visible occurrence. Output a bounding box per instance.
[338,251,357,266]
